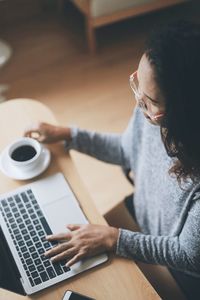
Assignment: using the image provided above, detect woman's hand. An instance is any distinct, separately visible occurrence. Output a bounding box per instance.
[24,122,71,144]
[44,224,119,267]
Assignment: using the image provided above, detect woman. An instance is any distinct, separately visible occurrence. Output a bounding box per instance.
[25,21,200,299]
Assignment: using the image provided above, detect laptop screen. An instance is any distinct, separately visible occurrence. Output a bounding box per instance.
[0,226,25,295]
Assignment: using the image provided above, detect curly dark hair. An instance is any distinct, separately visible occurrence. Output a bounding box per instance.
[145,20,200,184]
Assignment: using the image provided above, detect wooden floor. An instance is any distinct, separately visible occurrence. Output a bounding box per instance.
[0,1,200,215]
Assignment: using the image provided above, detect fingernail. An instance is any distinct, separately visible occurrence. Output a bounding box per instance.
[46,235,52,239]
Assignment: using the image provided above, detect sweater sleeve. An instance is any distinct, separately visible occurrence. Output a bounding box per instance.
[65,112,135,170]
[116,197,200,275]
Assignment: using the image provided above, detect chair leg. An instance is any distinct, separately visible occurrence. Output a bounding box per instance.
[86,18,96,54]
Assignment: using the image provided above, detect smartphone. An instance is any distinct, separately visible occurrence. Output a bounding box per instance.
[63,290,95,300]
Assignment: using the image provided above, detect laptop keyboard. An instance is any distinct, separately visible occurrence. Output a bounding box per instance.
[0,189,70,287]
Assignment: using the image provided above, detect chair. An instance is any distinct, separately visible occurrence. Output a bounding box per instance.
[0,39,12,102]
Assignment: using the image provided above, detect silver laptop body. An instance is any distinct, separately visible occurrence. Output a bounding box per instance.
[0,173,108,295]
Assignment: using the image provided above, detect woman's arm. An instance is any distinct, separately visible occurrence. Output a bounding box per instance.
[66,126,131,168]
[24,111,135,170]
[117,197,200,275]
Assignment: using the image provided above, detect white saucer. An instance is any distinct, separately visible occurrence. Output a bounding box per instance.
[0,147,51,180]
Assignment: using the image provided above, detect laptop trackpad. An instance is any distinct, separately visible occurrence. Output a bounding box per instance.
[42,196,88,235]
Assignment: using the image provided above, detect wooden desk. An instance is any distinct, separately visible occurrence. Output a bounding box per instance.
[0,99,160,300]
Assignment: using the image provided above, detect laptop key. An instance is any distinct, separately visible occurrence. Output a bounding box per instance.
[35,242,42,248]
[30,230,36,237]
[35,225,42,231]
[40,271,49,282]
[34,277,42,285]
[38,230,45,237]
[21,193,29,203]
[40,217,52,236]
[33,219,39,225]
[33,236,39,242]
[12,207,17,213]
[24,253,31,259]
[44,260,51,267]
[37,265,44,272]
[28,225,34,231]
[20,209,26,215]
[23,214,28,220]
[26,258,32,265]
[29,277,35,286]
[14,195,21,203]
[8,197,13,203]
[8,218,15,223]
[63,266,71,272]
[28,209,34,214]
[29,246,36,253]
[26,203,31,209]
[38,248,45,255]
[32,252,39,259]
[30,214,37,220]
[11,223,17,229]
[16,218,23,224]
[14,212,20,218]
[37,211,43,218]
[60,259,67,266]
[44,242,51,250]
[21,246,28,253]
[28,265,36,272]
[40,236,46,243]
[34,259,41,266]
[19,223,25,229]
[41,254,47,261]
[25,219,31,225]
[53,263,63,275]
[13,228,20,235]
[16,234,22,241]
[21,229,28,235]
[27,240,33,247]
[34,204,40,210]
[18,240,25,247]
[31,271,39,279]
[46,267,56,278]
[1,200,7,206]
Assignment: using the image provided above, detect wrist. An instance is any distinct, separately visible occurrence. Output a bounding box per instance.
[57,127,72,142]
[106,227,119,252]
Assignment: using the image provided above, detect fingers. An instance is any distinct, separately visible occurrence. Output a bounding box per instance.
[67,224,82,231]
[50,248,76,263]
[65,253,84,267]
[45,241,72,258]
[24,123,42,140]
[46,231,72,241]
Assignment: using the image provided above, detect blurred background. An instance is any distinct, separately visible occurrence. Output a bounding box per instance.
[0,0,200,217]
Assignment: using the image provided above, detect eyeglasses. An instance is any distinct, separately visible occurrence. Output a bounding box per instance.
[129,71,164,121]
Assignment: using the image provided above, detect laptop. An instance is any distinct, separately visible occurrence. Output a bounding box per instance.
[0,172,108,295]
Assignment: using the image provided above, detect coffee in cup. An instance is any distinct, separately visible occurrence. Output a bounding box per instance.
[7,137,42,172]
[11,145,37,162]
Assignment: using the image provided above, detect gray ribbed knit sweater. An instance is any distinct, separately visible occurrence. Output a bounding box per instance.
[67,107,200,278]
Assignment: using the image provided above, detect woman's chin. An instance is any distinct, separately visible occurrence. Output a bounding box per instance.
[144,113,159,125]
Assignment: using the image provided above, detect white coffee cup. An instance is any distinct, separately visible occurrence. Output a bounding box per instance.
[7,137,42,172]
